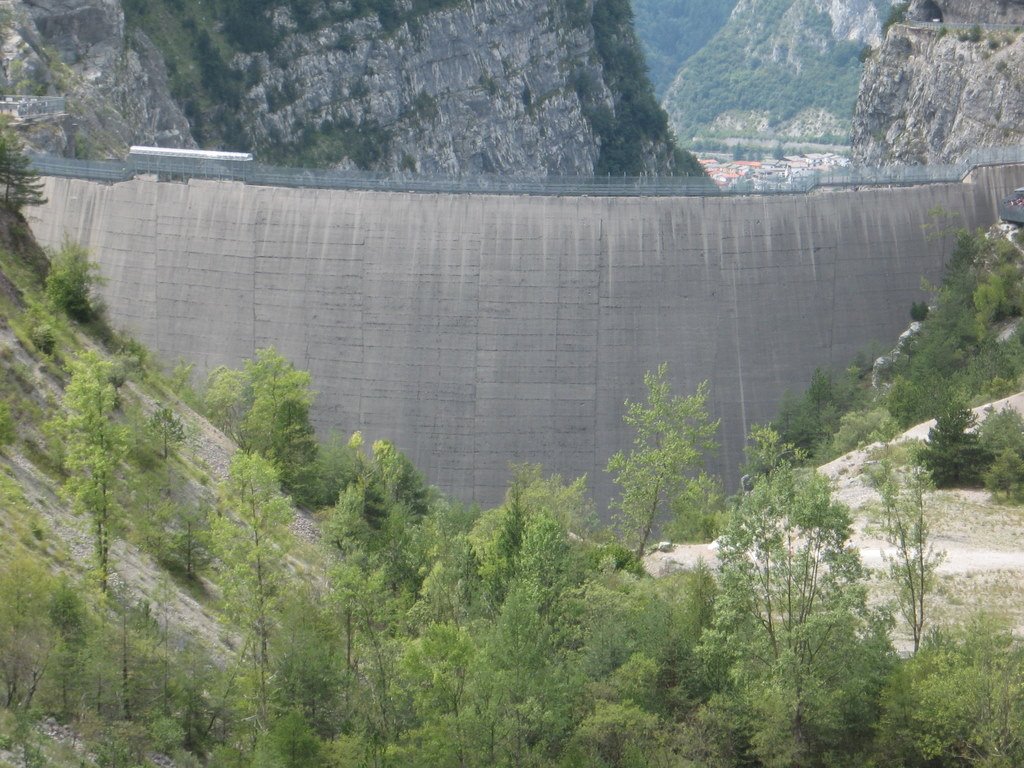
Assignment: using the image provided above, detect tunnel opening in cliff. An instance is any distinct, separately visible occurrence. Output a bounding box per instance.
[920,1,944,21]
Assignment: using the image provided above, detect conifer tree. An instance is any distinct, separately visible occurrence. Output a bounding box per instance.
[919,402,990,488]
[0,127,45,212]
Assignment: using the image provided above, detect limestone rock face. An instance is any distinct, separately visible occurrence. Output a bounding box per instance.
[0,0,193,155]
[0,0,683,175]
[238,0,609,175]
[852,22,1024,165]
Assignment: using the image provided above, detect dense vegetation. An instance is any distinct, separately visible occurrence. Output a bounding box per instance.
[631,0,737,97]
[774,218,1024,496]
[586,0,703,175]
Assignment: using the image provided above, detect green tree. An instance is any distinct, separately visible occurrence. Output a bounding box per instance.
[0,400,14,447]
[148,404,185,460]
[606,364,718,557]
[242,348,318,500]
[212,451,294,731]
[0,555,56,709]
[709,451,888,764]
[52,350,129,592]
[400,622,476,764]
[571,700,661,768]
[46,577,90,720]
[875,619,1024,766]
[919,401,991,488]
[45,239,102,323]
[0,127,45,211]
[205,348,318,504]
[204,364,249,445]
[985,447,1024,499]
[254,709,322,768]
[870,459,944,654]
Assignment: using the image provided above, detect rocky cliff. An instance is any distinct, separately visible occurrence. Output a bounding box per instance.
[228,0,686,174]
[0,0,693,176]
[0,0,193,156]
[852,17,1024,165]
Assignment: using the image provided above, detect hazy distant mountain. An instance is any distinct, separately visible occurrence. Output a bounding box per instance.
[631,0,737,98]
[653,0,891,149]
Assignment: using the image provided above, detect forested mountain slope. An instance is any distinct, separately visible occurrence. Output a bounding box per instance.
[658,0,891,147]
[630,0,736,97]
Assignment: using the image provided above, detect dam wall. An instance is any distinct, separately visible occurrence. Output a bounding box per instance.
[28,165,1024,510]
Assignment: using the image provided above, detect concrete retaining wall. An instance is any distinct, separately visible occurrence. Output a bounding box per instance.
[29,165,1024,510]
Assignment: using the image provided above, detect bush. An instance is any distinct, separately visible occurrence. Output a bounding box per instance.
[984,447,1024,498]
[830,407,901,456]
[45,240,101,323]
[910,301,930,321]
[25,305,56,356]
[978,408,1024,458]
[0,401,15,446]
[883,3,908,34]
[957,25,983,43]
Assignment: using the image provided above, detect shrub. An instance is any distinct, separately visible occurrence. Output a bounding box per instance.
[978,408,1024,458]
[26,306,56,356]
[883,3,909,34]
[831,407,901,456]
[0,401,14,446]
[910,301,930,321]
[45,240,101,323]
[984,447,1024,498]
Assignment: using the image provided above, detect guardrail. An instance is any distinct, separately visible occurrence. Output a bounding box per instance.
[1001,195,1024,225]
[906,21,1024,32]
[0,96,67,120]
[26,144,1024,198]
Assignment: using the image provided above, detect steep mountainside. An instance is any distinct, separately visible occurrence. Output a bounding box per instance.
[660,0,891,147]
[852,11,1024,165]
[0,0,193,157]
[631,0,736,97]
[0,0,696,176]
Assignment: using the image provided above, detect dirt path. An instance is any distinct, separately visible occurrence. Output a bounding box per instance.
[649,392,1024,619]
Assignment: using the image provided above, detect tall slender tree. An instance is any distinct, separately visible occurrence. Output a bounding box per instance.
[871,459,944,654]
[52,351,129,593]
[212,451,293,732]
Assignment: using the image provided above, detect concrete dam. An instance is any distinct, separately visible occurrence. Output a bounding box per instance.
[28,163,1024,510]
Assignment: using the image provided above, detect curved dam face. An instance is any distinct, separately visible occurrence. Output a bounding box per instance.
[29,166,1024,509]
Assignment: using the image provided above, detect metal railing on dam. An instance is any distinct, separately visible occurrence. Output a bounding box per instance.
[27,145,1024,198]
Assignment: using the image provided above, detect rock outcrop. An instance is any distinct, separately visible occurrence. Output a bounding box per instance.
[0,0,689,176]
[852,21,1024,165]
[235,0,616,174]
[0,0,193,155]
